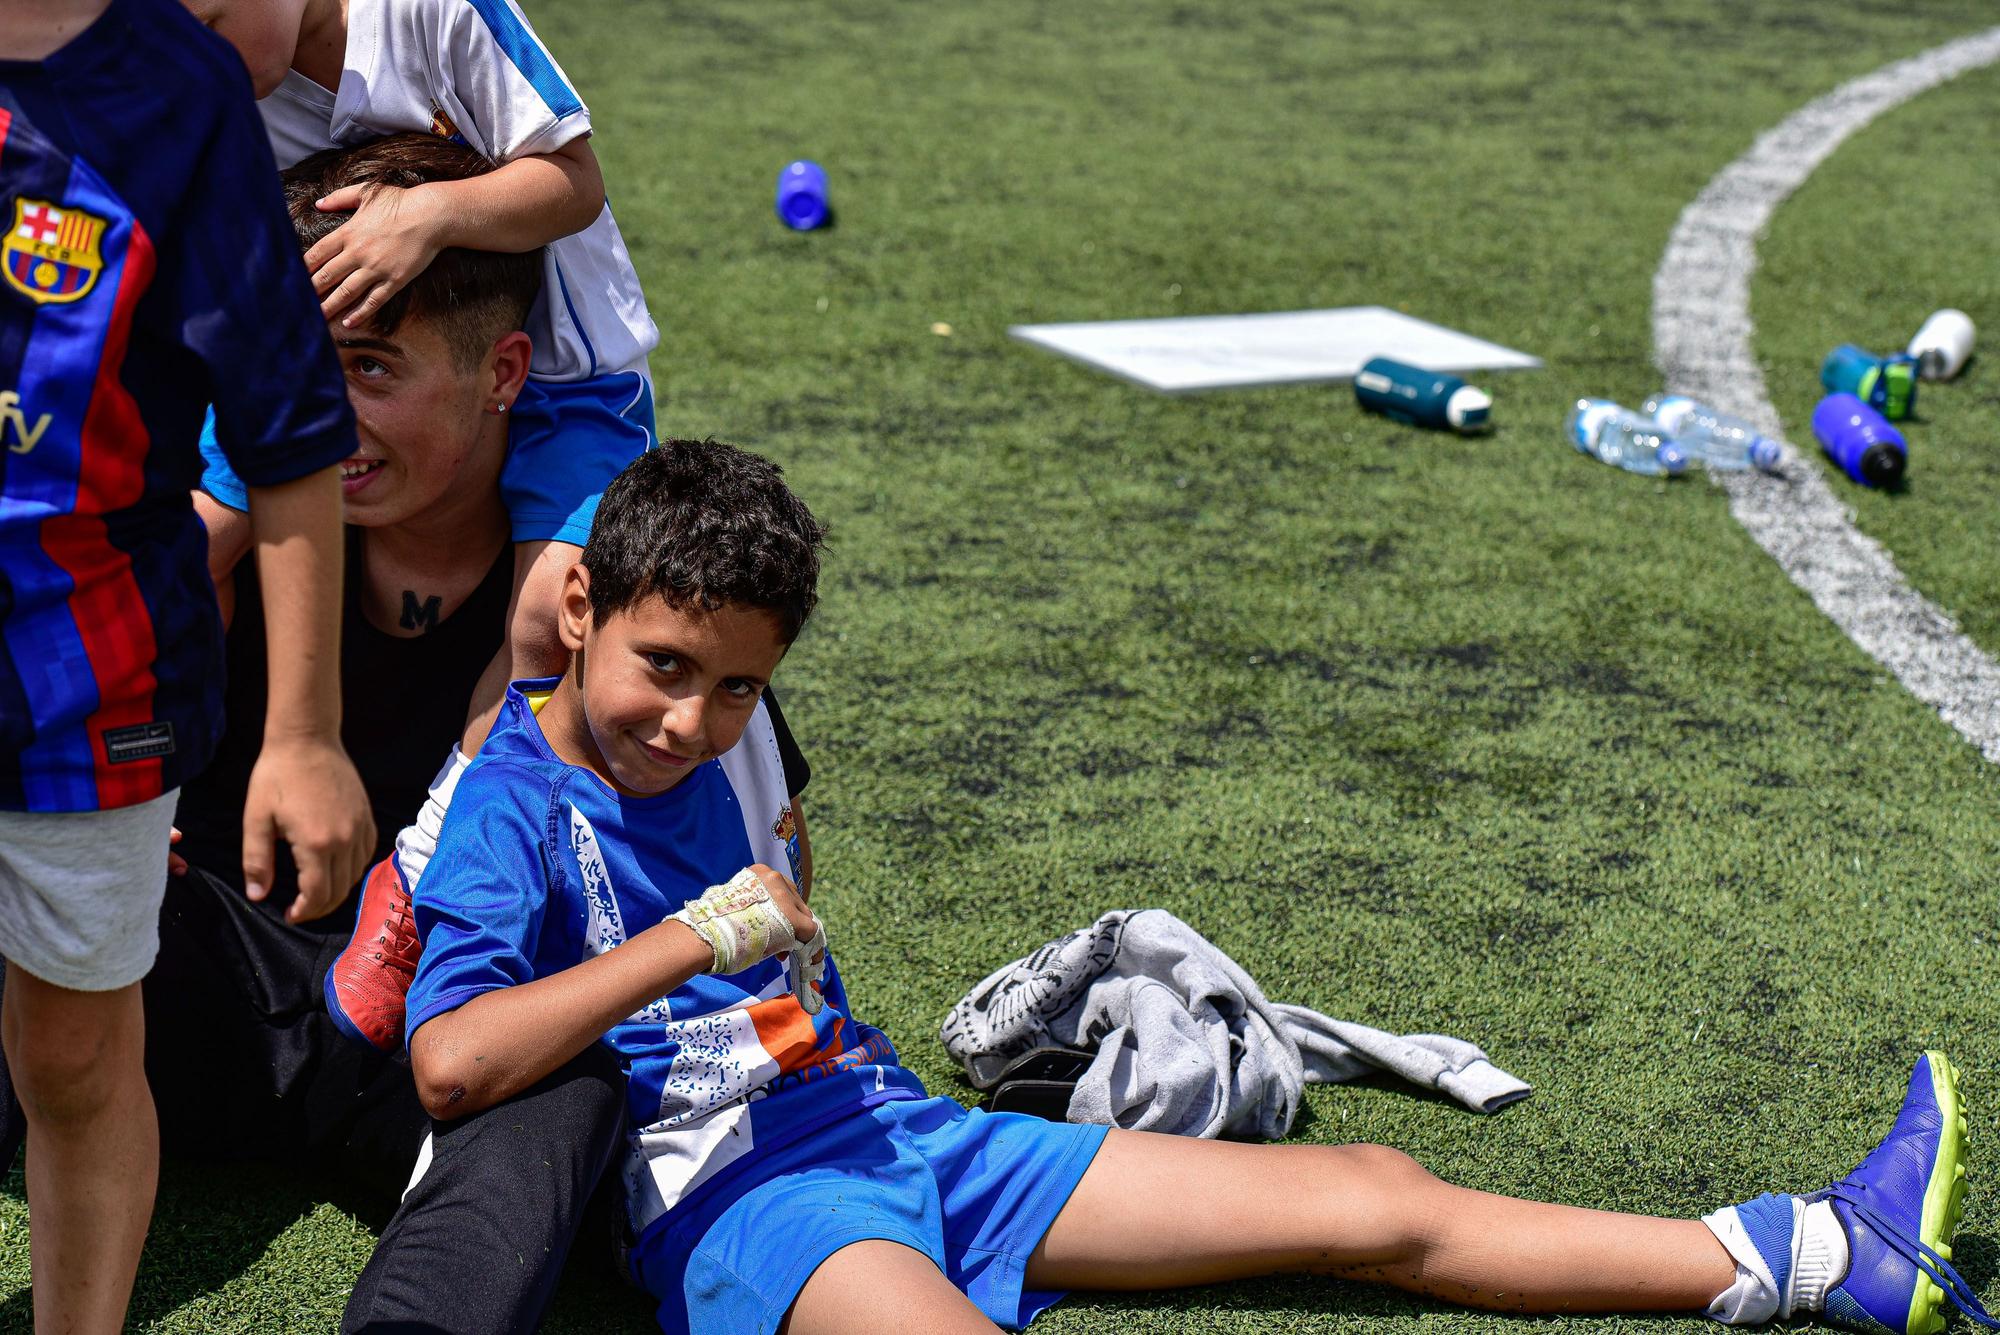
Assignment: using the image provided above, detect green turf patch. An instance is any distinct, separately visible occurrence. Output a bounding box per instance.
[8,3,2000,1331]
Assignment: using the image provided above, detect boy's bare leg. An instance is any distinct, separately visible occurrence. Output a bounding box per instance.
[783,1240,999,1335]
[1027,1131,1734,1315]
[1,968,157,1335]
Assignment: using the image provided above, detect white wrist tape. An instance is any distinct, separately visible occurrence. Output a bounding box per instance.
[672,869,827,1014]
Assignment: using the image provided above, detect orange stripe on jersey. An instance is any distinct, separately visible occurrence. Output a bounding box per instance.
[747,997,828,1075]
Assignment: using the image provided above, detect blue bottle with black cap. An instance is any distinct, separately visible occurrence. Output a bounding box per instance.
[1812,392,1906,488]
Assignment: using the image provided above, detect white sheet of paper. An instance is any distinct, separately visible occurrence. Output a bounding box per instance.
[1009,307,1542,393]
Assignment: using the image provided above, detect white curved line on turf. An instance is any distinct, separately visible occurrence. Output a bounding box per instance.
[1652,25,2000,764]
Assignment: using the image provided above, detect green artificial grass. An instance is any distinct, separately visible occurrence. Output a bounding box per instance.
[7,2,2000,1330]
[1757,61,2000,649]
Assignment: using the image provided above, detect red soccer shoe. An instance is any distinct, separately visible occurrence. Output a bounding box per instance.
[324,857,420,1051]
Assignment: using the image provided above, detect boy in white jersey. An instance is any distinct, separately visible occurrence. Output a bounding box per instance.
[181,0,664,1047]
[397,441,1995,1335]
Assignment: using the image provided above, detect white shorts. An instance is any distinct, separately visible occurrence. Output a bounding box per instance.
[0,790,178,991]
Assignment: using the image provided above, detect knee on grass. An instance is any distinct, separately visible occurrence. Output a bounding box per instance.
[1315,1143,1448,1265]
[1327,1141,1436,1189]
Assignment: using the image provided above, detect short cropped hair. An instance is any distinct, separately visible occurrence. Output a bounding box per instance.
[280,134,542,369]
[582,440,829,644]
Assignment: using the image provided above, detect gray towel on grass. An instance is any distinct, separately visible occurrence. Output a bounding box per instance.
[940,909,1531,1140]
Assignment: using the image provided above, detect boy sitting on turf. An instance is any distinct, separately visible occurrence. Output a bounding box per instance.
[398,438,1997,1335]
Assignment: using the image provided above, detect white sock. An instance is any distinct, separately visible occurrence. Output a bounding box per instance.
[1788,1200,1848,1315]
[1703,1205,1781,1325]
[1701,1198,1849,1324]
[391,745,471,888]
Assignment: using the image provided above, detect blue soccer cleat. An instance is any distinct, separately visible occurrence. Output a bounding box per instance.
[1817,1052,1997,1335]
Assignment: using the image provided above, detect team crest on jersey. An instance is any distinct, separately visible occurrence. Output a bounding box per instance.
[4,198,107,305]
[772,804,802,885]
[427,100,468,147]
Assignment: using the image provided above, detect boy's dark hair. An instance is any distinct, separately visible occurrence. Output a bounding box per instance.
[280,134,542,369]
[583,439,829,643]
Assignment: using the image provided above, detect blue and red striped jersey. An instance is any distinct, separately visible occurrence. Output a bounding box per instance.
[0,0,356,812]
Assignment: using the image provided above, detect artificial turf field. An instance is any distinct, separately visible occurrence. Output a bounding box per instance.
[7,0,2000,1329]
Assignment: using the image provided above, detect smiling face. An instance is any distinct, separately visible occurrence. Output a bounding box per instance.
[181,0,311,97]
[545,569,789,798]
[331,318,525,530]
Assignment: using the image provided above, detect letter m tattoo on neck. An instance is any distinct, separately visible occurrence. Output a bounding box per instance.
[401,590,443,633]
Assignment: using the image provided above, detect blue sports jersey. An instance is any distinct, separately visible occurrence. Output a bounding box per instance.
[407,681,926,1241]
[0,0,356,812]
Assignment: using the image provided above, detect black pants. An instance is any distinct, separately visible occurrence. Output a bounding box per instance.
[0,867,626,1334]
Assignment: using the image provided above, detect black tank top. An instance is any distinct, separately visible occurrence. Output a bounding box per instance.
[174,532,513,932]
[173,535,813,933]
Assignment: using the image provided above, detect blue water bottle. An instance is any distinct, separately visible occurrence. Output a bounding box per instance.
[775,160,830,230]
[1353,357,1492,433]
[1820,344,1917,420]
[1812,392,1906,488]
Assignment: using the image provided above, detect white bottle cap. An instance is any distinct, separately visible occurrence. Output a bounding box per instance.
[1648,394,1695,434]
[1569,399,1616,450]
[1907,308,1975,381]
[1446,385,1492,433]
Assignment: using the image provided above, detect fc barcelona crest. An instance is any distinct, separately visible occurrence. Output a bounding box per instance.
[4,198,108,305]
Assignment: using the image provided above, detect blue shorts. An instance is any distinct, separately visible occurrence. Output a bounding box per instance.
[632,1096,1108,1335]
[197,367,656,547]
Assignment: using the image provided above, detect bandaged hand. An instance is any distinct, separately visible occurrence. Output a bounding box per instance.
[670,866,827,1014]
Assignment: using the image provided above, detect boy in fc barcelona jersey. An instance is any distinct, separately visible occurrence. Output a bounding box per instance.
[0,0,371,1327]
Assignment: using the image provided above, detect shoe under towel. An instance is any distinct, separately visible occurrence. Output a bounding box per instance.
[939,909,1532,1140]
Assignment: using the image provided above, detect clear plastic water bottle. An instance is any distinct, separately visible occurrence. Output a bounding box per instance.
[1640,393,1781,472]
[1565,399,1687,476]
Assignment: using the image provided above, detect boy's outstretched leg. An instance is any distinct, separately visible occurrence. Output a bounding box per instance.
[784,1240,1000,1335]
[1027,1053,1996,1334]
[1027,1133,1733,1314]
[1,967,157,1335]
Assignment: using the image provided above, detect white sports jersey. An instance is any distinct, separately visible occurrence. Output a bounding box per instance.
[258,0,658,383]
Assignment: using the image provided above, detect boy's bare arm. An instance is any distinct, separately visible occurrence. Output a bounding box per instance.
[242,467,374,921]
[413,865,822,1120]
[460,540,576,754]
[192,489,251,629]
[307,139,606,328]
[411,918,713,1120]
[0,0,113,59]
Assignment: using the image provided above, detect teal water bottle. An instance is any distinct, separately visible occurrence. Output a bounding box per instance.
[1820,344,1917,420]
[1353,357,1492,433]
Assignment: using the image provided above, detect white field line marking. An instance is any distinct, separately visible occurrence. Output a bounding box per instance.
[1652,26,2000,764]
